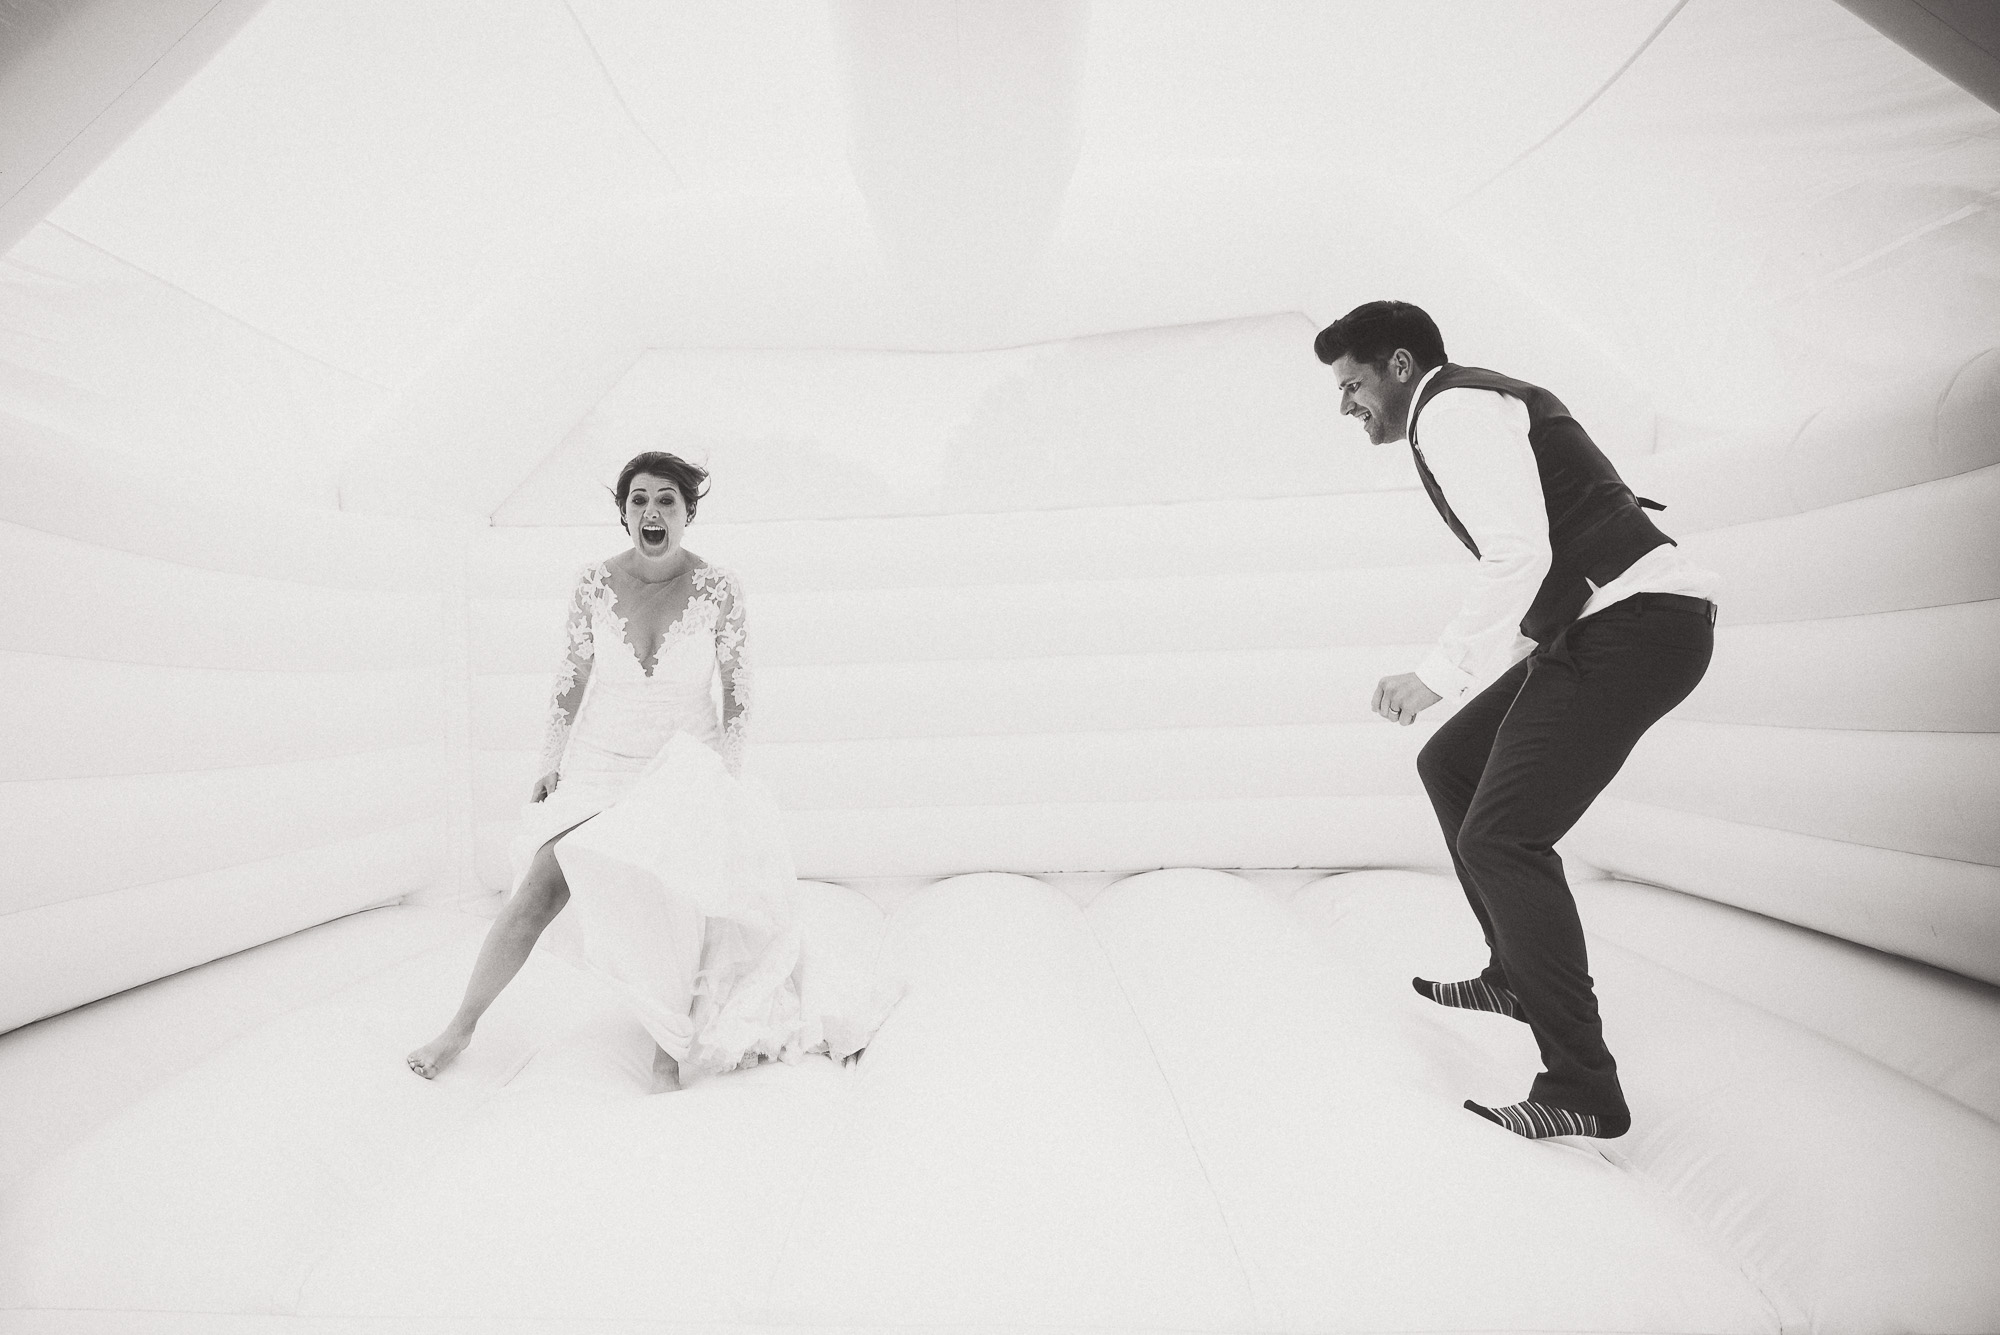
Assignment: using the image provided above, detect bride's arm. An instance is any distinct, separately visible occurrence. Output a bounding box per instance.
[533,568,597,799]
[713,569,752,777]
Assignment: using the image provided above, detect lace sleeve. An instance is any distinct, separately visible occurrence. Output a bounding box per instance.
[537,566,598,784]
[713,568,751,777]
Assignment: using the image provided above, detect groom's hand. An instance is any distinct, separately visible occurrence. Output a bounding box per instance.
[1373,673,1442,726]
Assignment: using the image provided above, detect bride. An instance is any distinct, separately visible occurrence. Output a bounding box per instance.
[407,451,891,1090]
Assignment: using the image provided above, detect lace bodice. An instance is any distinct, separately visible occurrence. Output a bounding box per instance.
[537,560,753,782]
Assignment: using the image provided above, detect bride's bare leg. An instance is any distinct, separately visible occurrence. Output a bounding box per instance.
[407,838,573,1079]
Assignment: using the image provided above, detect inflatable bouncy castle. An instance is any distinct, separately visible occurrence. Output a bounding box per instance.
[2,2,1997,1331]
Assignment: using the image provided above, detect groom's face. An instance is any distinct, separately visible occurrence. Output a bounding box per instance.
[1330,351,1416,445]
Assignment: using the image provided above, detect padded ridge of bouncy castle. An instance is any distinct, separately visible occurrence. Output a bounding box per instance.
[1575,347,2000,985]
[466,492,1471,886]
[1297,869,2000,1333]
[3,869,1995,1332]
[468,351,2000,999]
[0,425,453,1032]
[1576,877,2000,1123]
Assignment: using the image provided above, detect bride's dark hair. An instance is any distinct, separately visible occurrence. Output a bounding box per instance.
[612,451,710,526]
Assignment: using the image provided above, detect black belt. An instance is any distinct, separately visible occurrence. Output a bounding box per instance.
[1626,592,1718,626]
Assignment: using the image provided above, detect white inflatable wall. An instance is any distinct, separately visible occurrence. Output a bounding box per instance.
[468,314,1460,886]
[1591,346,2000,984]
[464,317,2000,982]
[6,317,1996,1029]
[0,425,455,1032]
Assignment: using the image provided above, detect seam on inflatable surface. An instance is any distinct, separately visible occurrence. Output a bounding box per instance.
[1520,961,1795,1332]
[467,565,1456,601]
[1451,0,1692,209]
[0,885,425,1031]
[1934,344,1989,463]
[436,521,480,902]
[1788,200,1994,303]
[752,1045,869,1312]
[35,223,399,392]
[1588,924,2000,1129]
[0,514,436,594]
[1690,456,2000,546]
[0,642,442,674]
[0,746,444,789]
[747,891,896,1305]
[1776,408,1822,515]
[0,1308,1759,1333]
[1645,410,1999,535]
[1580,938,1955,1331]
[473,719,1440,752]
[470,641,1443,679]
[494,483,1432,530]
[0,907,480,1193]
[1701,591,1997,629]
[0,815,443,921]
[1576,1111,1790,1335]
[557,0,683,186]
[0,648,435,678]
[0,739,449,785]
[277,920,527,1316]
[610,792,1436,820]
[1588,796,2000,879]
[1078,905,1264,1326]
[1648,718,1999,747]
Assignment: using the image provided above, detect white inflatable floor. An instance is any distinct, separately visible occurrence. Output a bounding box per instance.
[3,870,1997,1335]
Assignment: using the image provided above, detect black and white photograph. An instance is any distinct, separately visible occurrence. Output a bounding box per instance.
[2,1,1997,1331]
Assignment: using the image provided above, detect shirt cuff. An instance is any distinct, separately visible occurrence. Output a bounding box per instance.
[1414,649,1476,701]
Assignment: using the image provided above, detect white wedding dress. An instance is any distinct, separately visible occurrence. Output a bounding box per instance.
[508,560,893,1078]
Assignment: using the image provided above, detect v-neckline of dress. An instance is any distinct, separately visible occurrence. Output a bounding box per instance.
[602,560,706,679]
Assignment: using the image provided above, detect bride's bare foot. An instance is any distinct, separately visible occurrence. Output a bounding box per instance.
[651,1044,683,1093]
[406,1025,472,1080]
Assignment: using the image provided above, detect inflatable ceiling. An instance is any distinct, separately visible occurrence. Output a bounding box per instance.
[1,2,1995,1332]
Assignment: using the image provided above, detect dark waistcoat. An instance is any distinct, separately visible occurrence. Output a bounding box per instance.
[1408,364,1672,646]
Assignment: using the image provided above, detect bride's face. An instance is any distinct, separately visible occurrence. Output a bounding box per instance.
[623,473,688,557]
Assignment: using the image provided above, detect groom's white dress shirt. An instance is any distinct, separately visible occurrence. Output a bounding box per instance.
[1406,366,1721,702]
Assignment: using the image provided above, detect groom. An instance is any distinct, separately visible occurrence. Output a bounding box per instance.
[1315,301,1717,1140]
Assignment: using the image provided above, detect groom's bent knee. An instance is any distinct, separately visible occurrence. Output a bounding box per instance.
[1454,810,1536,883]
[1414,730,1461,800]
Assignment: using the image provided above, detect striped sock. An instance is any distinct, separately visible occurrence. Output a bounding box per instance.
[1464,1099,1630,1140]
[1412,975,1525,1021]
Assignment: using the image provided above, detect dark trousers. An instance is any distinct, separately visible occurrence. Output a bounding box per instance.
[1415,594,1714,1118]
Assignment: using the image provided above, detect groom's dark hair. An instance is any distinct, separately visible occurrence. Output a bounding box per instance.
[1314,301,1447,371]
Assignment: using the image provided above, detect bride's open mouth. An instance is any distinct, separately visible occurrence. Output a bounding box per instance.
[640,523,667,546]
